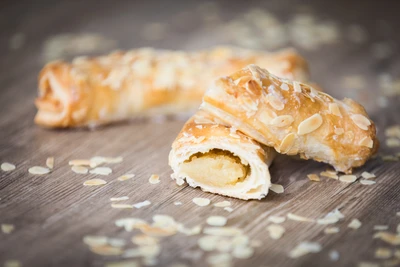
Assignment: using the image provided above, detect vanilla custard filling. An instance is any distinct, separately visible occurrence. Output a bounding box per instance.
[180,149,250,187]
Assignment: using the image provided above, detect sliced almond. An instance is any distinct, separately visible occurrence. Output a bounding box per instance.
[374,225,389,231]
[1,224,15,234]
[117,174,135,181]
[83,179,107,186]
[69,159,91,166]
[83,235,108,247]
[46,157,54,169]
[297,114,323,135]
[339,175,357,183]
[214,201,231,207]
[289,242,322,258]
[361,171,376,179]
[287,213,315,222]
[359,136,373,148]
[281,83,289,91]
[1,162,16,172]
[320,171,339,180]
[267,224,285,240]
[89,167,112,175]
[28,166,50,175]
[307,174,320,182]
[350,114,371,130]
[90,245,123,256]
[324,227,339,234]
[192,197,210,207]
[329,103,342,117]
[267,215,286,224]
[232,246,254,259]
[71,165,88,174]
[270,115,294,127]
[206,216,227,226]
[132,200,151,209]
[111,203,133,209]
[348,219,362,229]
[374,231,400,245]
[267,95,285,110]
[270,184,284,194]
[279,133,296,154]
[360,179,376,185]
[334,127,345,135]
[110,196,129,202]
[293,81,302,92]
[149,174,160,184]
[375,248,392,259]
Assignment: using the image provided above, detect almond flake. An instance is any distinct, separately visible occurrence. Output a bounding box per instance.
[106,238,126,248]
[329,250,340,261]
[203,227,243,236]
[357,262,380,267]
[320,171,338,179]
[89,167,112,175]
[293,81,302,92]
[28,166,50,175]
[324,227,339,234]
[174,201,183,206]
[133,200,151,209]
[334,127,345,135]
[115,218,147,232]
[361,171,376,179]
[271,115,294,127]
[232,246,254,259]
[374,231,400,245]
[359,136,373,148]
[117,174,135,181]
[317,217,339,225]
[192,197,210,207]
[214,201,231,207]
[374,225,389,231]
[111,203,133,209]
[281,83,289,91]
[397,212,400,217]
[46,157,54,169]
[4,260,22,267]
[69,159,91,166]
[89,156,107,167]
[206,252,232,265]
[267,95,285,110]
[198,235,220,251]
[90,245,123,256]
[224,207,233,213]
[279,133,296,154]
[360,179,376,185]
[375,248,392,259]
[386,138,400,147]
[267,224,285,240]
[207,216,227,226]
[348,219,362,229]
[149,174,160,184]
[287,213,315,222]
[110,196,129,202]
[307,174,320,182]
[329,103,342,117]
[140,225,176,237]
[289,242,322,258]
[297,114,323,135]
[339,175,357,183]
[350,114,371,130]
[270,183,284,194]
[177,225,202,236]
[83,235,108,247]
[268,215,286,224]
[83,179,107,186]
[1,224,15,234]
[105,156,123,164]
[71,166,88,174]
[132,235,159,246]
[1,162,16,172]
[105,260,139,267]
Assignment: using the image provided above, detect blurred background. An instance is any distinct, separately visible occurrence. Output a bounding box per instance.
[1,0,399,119]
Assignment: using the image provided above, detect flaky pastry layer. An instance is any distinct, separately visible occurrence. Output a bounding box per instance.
[35,46,309,128]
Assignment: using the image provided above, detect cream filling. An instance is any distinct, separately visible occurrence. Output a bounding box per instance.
[180,149,250,188]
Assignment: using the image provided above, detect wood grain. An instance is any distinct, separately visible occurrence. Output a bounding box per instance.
[0,0,400,267]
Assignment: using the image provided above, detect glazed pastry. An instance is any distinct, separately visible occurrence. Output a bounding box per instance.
[34,46,309,128]
[169,110,275,200]
[201,65,378,173]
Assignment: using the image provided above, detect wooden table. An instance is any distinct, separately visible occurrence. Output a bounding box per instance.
[1,1,399,266]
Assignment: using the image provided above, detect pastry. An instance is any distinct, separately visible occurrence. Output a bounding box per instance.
[169,110,275,200]
[34,46,309,128]
[201,65,378,173]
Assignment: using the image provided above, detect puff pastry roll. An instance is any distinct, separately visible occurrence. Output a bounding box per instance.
[201,65,378,173]
[34,46,309,128]
[169,111,275,200]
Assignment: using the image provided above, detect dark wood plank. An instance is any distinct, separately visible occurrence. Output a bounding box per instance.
[1,0,400,267]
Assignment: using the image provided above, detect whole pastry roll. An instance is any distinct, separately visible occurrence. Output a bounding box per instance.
[34,46,309,128]
[201,65,378,173]
[169,111,275,200]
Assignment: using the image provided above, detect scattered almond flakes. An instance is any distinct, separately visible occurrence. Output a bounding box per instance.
[1,162,16,172]
[268,215,286,224]
[4,260,22,267]
[307,174,320,182]
[288,242,322,258]
[90,245,123,256]
[174,201,183,206]
[374,231,400,245]
[89,167,112,175]
[320,170,338,180]
[110,196,129,202]
[267,224,285,240]
[214,201,231,207]
[375,248,392,259]
[374,225,389,231]
[111,203,133,209]
[83,235,108,247]
[83,179,107,186]
[224,207,233,213]
[287,213,315,222]
[360,179,376,185]
[339,175,357,183]
[361,171,376,179]
[232,246,254,259]
[203,227,243,236]
[28,166,50,175]
[105,260,139,267]
[206,216,227,226]
[192,197,210,207]
[132,200,151,209]
[1,224,15,234]
[71,165,88,174]
[348,219,362,229]
[270,183,284,194]
[324,227,339,234]
[46,157,54,169]
[69,159,91,166]
[329,250,340,261]
[149,174,160,184]
[117,174,135,181]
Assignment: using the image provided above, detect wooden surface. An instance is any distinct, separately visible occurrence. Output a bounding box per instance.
[1,0,400,266]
